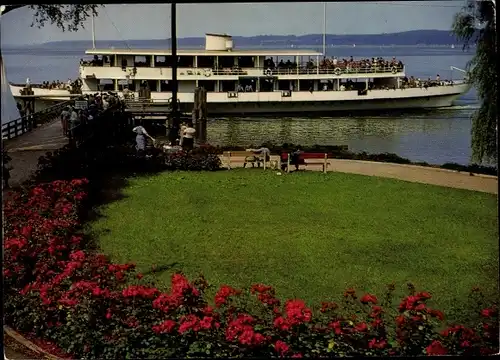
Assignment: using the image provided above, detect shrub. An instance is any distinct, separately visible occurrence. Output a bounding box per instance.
[3,179,498,359]
[163,149,222,171]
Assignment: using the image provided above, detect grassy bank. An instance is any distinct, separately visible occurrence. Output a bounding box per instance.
[91,170,498,322]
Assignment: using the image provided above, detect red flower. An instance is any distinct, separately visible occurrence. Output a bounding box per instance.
[395,315,405,327]
[257,292,280,306]
[291,353,303,358]
[178,314,200,334]
[368,338,387,349]
[214,285,240,307]
[429,309,445,321]
[122,285,159,299]
[284,299,312,325]
[152,319,176,334]
[250,283,273,294]
[274,340,289,356]
[69,250,86,261]
[360,293,378,304]
[414,303,426,312]
[203,306,214,316]
[355,322,368,332]
[371,319,383,328]
[460,340,471,348]
[252,333,265,346]
[426,340,447,355]
[416,291,432,300]
[328,321,342,335]
[274,316,291,331]
[481,308,497,318]
[238,328,254,345]
[398,295,419,312]
[199,316,214,330]
[136,273,144,280]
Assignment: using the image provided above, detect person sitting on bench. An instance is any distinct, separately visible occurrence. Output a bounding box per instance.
[245,147,270,167]
[290,147,303,171]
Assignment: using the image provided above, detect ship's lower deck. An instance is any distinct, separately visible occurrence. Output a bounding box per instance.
[11,82,470,115]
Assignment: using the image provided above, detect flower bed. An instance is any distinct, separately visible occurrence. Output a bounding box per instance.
[3,178,499,358]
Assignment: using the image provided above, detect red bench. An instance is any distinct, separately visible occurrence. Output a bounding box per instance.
[281,152,333,173]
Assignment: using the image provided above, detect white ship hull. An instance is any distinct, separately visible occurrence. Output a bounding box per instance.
[11,82,470,115]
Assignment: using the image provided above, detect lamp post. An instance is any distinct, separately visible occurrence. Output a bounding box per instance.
[168,2,180,144]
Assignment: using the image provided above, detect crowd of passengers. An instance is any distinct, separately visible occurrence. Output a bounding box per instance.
[263,56,404,72]
[80,55,110,66]
[59,92,122,137]
[320,56,404,71]
[22,78,83,94]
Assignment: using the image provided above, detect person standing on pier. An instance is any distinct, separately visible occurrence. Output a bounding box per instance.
[60,106,70,136]
[179,122,187,146]
[133,122,155,157]
[182,122,196,151]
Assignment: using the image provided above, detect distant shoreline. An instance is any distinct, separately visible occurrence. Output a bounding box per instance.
[2,44,472,51]
[2,30,473,49]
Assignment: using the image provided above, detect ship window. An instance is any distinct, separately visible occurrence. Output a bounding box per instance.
[146,80,158,92]
[198,80,216,92]
[160,80,172,92]
[278,80,295,91]
[220,80,236,92]
[238,56,254,68]
[178,56,194,68]
[155,56,165,66]
[259,78,274,92]
[197,56,215,68]
[218,56,235,69]
[134,56,150,68]
[298,80,314,92]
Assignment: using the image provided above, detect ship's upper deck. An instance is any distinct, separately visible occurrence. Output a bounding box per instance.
[85,33,323,57]
[85,48,323,57]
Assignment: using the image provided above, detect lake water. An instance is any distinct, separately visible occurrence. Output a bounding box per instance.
[3,45,478,165]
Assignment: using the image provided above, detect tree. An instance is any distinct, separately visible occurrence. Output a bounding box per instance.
[452,0,497,165]
[1,4,102,32]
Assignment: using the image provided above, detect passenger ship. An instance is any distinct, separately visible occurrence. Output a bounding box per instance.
[10,33,471,115]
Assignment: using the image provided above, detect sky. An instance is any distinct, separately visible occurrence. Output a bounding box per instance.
[1,1,467,46]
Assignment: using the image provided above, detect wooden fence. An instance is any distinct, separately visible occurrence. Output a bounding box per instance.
[2,100,74,140]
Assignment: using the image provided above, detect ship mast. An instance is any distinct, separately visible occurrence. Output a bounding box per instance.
[91,13,96,48]
[322,2,326,56]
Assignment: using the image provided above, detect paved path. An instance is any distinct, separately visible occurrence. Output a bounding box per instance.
[221,156,498,194]
[5,119,68,187]
[3,121,497,194]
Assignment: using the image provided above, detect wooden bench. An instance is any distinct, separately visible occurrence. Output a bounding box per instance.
[223,151,269,170]
[281,152,333,173]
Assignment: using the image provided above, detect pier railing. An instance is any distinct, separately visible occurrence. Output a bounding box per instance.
[2,100,74,140]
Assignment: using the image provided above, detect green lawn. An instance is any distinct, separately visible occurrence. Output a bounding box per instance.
[90,170,498,322]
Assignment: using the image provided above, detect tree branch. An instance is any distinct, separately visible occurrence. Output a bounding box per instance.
[1,4,28,15]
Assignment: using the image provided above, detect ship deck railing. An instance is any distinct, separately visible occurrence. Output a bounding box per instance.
[79,63,405,76]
